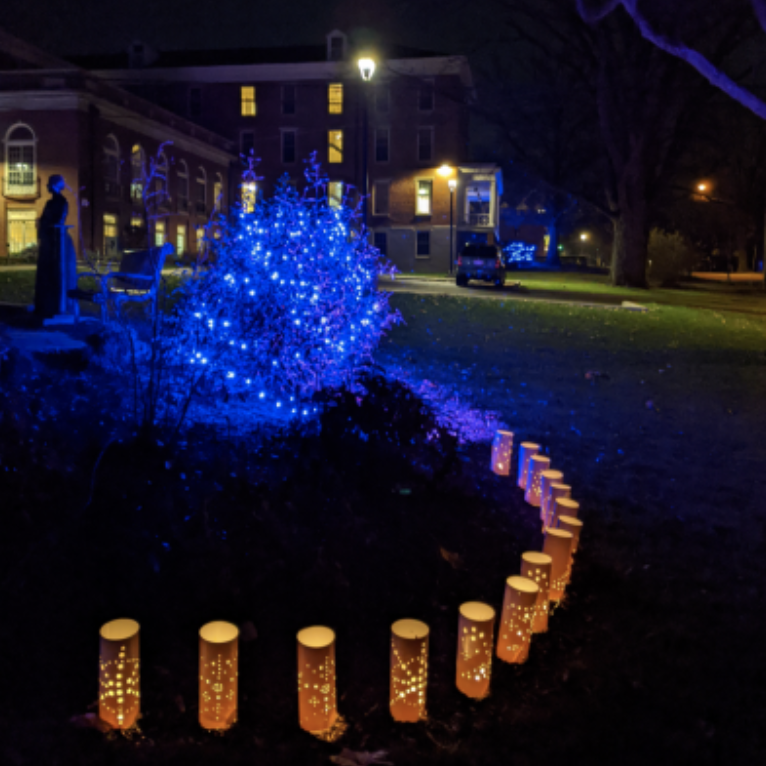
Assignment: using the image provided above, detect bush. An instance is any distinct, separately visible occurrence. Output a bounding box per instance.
[170,159,401,416]
[648,229,694,286]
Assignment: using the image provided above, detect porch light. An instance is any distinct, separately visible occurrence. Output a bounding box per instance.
[99,619,140,729]
[456,602,495,699]
[199,621,239,730]
[524,454,551,506]
[448,178,457,192]
[497,575,539,664]
[358,57,376,81]
[297,626,338,733]
[438,164,453,177]
[517,442,540,490]
[543,528,574,601]
[490,430,514,476]
[390,619,429,722]
[521,551,554,633]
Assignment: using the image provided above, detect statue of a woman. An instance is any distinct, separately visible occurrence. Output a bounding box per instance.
[34,175,77,319]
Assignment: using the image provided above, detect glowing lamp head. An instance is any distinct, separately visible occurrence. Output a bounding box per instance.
[448,178,457,192]
[437,164,453,177]
[579,232,588,241]
[358,57,376,81]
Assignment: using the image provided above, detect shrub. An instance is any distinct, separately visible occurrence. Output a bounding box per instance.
[648,229,694,286]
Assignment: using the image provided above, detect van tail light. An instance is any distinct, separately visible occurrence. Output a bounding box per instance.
[457,256,463,267]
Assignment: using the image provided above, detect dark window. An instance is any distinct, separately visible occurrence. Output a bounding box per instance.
[282,84,296,115]
[189,87,202,117]
[241,131,254,158]
[416,231,430,256]
[373,181,390,215]
[375,86,390,114]
[329,36,344,61]
[417,127,433,162]
[282,130,296,164]
[375,128,389,163]
[419,82,434,111]
[374,232,388,256]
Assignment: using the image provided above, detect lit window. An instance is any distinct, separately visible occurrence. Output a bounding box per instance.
[416,231,430,256]
[328,130,343,163]
[417,127,433,162]
[131,213,144,228]
[373,181,390,215]
[241,85,256,116]
[176,224,186,255]
[328,181,343,208]
[103,213,118,257]
[282,130,296,164]
[241,131,254,159]
[242,182,257,213]
[374,231,387,256]
[416,179,432,215]
[154,220,166,247]
[196,226,205,253]
[5,124,36,196]
[328,83,343,114]
[7,209,37,253]
[130,144,144,202]
[282,84,296,115]
[213,173,223,211]
[419,81,434,111]
[375,128,389,163]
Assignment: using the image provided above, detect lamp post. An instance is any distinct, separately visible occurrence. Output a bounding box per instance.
[358,57,376,232]
[448,178,457,274]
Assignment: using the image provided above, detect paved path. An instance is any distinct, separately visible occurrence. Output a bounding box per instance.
[692,271,763,283]
[379,276,647,311]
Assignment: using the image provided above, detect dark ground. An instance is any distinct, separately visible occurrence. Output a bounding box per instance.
[1,292,765,766]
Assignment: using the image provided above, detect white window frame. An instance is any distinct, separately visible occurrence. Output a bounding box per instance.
[415,230,431,259]
[415,178,433,216]
[328,129,343,164]
[328,181,343,208]
[176,223,187,255]
[4,123,37,196]
[154,219,166,247]
[7,208,37,253]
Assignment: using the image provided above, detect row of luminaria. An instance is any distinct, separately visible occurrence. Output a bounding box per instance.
[97,430,583,733]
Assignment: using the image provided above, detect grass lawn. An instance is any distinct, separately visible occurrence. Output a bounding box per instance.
[377,293,766,763]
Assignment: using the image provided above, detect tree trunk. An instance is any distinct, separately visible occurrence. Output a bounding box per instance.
[545,222,560,267]
[611,179,649,287]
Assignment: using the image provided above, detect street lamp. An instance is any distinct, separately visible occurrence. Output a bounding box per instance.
[358,58,376,231]
[438,165,457,274]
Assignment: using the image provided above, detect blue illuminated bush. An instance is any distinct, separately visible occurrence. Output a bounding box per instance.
[171,159,400,412]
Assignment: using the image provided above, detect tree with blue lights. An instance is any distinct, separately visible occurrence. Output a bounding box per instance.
[171,158,400,416]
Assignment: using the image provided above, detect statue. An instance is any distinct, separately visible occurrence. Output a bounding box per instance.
[34,174,77,319]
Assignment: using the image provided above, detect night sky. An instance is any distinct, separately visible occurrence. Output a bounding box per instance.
[0,0,460,58]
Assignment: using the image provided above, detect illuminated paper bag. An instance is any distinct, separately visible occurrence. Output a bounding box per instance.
[524,455,551,506]
[297,626,338,733]
[390,619,429,722]
[490,430,514,476]
[543,528,574,601]
[521,551,553,633]
[199,621,239,730]
[517,442,540,489]
[99,619,140,729]
[497,575,539,664]
[456,602,495,699]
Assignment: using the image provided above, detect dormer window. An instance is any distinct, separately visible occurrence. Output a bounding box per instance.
[326,30,347,61]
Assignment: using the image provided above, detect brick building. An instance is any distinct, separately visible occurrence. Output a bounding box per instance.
[79,30,502,273]
[1,28,501,273]
[0,28,235,262]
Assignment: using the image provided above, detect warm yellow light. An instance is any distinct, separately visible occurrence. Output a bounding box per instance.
[199,621,239,730]
[99,619,140,730]
[437,164,453,177]
[580,232,589,241]
[697,182,707,192]
[448,178,457,192]
[358,57,376,81]
[297,626,338,733]
[455,602,495,699]
[390,619,429,722]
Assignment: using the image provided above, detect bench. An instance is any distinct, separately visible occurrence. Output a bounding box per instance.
[68,243,173,322]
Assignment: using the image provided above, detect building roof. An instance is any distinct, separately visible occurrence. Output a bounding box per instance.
[68,43,447,71]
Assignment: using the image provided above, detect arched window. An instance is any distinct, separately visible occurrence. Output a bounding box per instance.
[5,124,36,196]
[177,160,189,211]
[196,166,207,214]
[131,144,145,202]
[156,152,169,201]
[213,172,223,211]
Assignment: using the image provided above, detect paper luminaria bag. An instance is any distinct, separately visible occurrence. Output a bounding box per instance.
[524,454,551,506]
[199,621,239,730]
[542,528,574,601]
[497,575,539,664]
[390,619,429,722]
[520,551,553,633]
[456,602,495,699]
[543,482,571,530]
[517,442,540,489]
[99,619,140,729]
[297,626,338,733]
[552,497,580,528]
[539,470,564,523]
[490,430,514,476]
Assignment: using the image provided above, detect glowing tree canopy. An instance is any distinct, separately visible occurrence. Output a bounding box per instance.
[172,158,400,414]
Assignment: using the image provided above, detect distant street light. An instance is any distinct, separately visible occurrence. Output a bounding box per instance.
[580,232,589,241]
[358,57,376,231]
[448,177,457,274]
